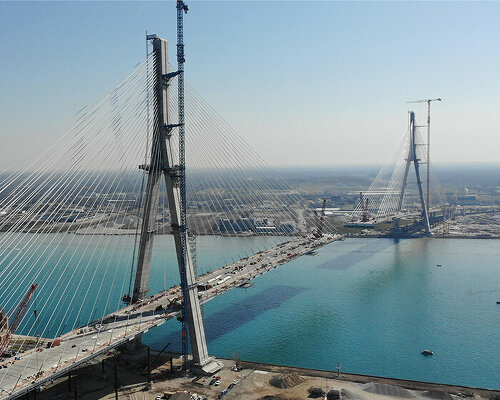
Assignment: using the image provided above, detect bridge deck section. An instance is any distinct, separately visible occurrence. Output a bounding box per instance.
[0,234,341,400]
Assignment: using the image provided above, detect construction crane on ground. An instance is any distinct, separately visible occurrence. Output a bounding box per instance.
[406,98,442,212]
[314,198,328,238]
[360,192,370,222]
[0,284,38,357]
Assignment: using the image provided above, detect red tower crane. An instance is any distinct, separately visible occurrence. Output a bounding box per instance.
[0,284,38,357]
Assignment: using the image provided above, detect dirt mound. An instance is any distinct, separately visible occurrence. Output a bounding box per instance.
[361,382,415,398]
[341,389,367,400]
[422,390,454,400]
[269,373,304,389]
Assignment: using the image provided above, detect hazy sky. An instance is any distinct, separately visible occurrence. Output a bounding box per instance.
[0,1,499,169]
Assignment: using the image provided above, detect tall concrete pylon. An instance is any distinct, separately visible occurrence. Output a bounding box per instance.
[132,37,221,373]
[398,111,432,236]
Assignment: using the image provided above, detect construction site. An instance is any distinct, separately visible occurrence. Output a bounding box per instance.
[19,351,500,400]
[1,1,499,399]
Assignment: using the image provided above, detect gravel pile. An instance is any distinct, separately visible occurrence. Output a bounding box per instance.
[341,388,368,400]
[361,382,415,398]
[422,390,454,400]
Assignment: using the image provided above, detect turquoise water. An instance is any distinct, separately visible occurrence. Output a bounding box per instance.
[144,238,500,389]
[0,234,286,338]
[1,235,499,388]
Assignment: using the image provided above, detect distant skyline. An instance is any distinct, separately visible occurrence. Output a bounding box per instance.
[1,1,499,170]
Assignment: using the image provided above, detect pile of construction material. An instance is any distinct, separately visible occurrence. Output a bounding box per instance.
[269,372,304,389]
[361,382,414,398]
[422,390,454,400]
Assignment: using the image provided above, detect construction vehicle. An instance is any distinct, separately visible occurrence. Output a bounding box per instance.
[0,284,38,357]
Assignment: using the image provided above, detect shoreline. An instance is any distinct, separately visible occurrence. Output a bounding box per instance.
[235,358,500,395]
[350,234,499,239]
[1,230,497,239]
[29,353,500,400]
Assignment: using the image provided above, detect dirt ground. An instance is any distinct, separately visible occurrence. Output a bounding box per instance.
[31,351,499,400]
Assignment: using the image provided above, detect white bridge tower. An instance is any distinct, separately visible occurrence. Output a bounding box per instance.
[132,31,221,373]
[398,111,432,236]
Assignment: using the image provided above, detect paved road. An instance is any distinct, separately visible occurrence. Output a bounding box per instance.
[0,233,341,400]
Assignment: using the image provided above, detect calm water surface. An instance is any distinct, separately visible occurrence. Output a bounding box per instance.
[145,237,500,389]
[1,235,498,388]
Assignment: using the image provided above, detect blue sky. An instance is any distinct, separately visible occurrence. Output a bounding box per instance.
[1,1,499,168]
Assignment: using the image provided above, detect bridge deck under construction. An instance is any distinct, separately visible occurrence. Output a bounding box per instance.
[0,233,341,400]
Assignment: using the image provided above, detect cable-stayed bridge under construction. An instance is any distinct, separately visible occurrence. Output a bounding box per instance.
[347,108,450,237]
[0,4,449,398]
[0,26,345,398]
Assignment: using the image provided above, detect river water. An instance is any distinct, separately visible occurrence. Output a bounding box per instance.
[1,235,499,388]
[145,237,500,389]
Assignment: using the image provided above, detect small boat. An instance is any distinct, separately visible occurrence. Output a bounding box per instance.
[421,349,434,356]
[496,301,500,305]
[305,250,317,256]
[436,264,442,267]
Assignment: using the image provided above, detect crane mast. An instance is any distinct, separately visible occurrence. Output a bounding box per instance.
[176,0,191,371]
[406,98,442,212]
